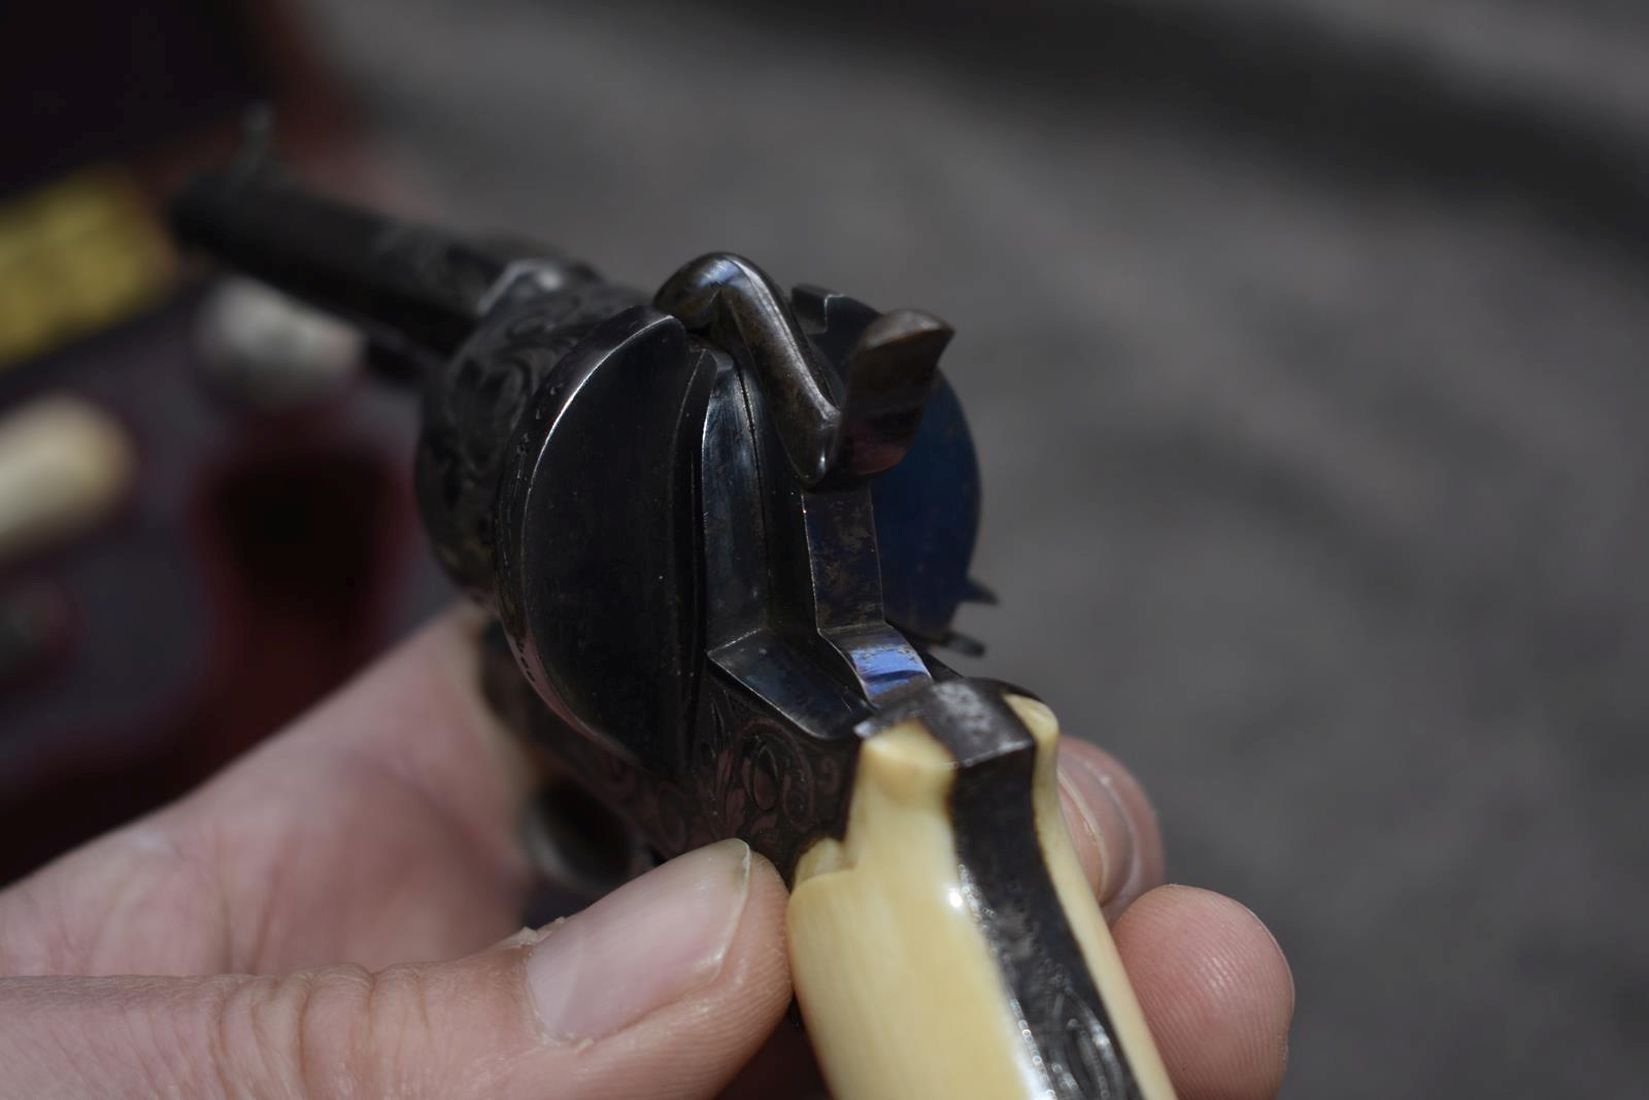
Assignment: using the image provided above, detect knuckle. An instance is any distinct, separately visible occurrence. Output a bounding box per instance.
[291,965,374,1097]
[224,963,432,1099]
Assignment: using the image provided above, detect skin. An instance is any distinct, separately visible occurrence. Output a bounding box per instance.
[0,610,1294,1099]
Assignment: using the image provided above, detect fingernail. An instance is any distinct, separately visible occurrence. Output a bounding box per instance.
[1058,749,1141,912]
[527,838,751,1042]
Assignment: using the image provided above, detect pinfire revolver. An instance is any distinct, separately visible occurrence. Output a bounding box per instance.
[171,165,1176,1100]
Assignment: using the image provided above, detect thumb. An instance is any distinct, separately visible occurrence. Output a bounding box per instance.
[0,840,791,1100]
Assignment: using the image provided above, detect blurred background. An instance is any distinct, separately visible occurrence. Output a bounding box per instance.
[2,0,1647,1095]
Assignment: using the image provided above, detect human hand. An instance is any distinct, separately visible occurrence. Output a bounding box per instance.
[0,611,1293,1098]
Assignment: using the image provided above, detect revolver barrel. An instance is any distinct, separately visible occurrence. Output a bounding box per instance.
[172,169,546,361]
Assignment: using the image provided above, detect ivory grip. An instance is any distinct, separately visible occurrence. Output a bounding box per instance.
[788,695,1176,1100]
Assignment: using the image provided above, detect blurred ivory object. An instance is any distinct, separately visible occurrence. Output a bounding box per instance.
[0,396,136,567]
[194,278,361,410]
[788,696,1177,1100]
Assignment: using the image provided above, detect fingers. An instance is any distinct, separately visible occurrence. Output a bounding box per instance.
[0,842,793,1100]
[0,609,537,977]
[1058,745,1292,1096]
[209,605,534,899]
[183,607,538,968]
[1056,738,1167,917]
[1114,885,1295,1100]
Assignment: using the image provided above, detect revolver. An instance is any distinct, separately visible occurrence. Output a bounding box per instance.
[171,165,1175,1100]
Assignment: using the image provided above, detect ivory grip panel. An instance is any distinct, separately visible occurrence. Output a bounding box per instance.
[788,694,1175,1100]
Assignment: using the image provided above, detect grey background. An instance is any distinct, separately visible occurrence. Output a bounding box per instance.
[298,1,1649,1095]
